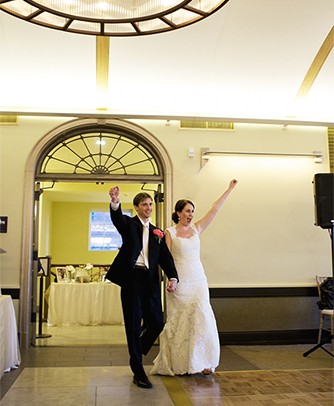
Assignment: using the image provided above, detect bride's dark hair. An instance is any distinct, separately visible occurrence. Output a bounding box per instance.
[172,199,195,224]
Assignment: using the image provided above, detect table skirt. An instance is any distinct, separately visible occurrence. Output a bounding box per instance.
[47,282,123,326]
[0,295,21,378]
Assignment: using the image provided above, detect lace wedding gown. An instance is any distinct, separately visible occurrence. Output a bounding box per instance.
[150,225,220,376]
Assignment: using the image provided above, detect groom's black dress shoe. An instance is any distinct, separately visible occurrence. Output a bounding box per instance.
[133,375,153,389]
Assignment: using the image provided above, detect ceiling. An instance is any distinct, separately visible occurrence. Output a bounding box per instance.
[0,0,333,126]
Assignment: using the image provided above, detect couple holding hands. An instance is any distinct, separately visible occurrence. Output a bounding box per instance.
[106,179,238,388]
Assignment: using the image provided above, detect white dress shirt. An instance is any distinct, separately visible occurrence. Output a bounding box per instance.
[110,201,149,268]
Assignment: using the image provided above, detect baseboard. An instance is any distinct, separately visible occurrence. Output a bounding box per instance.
[210,287,317,298]
[2,286,318,301]
[218,329,327,345]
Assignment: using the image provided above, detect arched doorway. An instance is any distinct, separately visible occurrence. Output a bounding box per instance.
[20,118,173,348]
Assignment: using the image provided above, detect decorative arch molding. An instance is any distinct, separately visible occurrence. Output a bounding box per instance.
[19,118,174,348]
[35,120,167,182]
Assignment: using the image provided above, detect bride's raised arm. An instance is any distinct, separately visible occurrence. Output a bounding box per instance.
[195,179,238,234]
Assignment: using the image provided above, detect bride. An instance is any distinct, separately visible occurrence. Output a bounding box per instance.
[151,179,238,376]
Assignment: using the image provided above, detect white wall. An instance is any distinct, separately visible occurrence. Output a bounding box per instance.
[0,117,331,290]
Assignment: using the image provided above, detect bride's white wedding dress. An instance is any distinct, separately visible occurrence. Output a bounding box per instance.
[150,225,220,376]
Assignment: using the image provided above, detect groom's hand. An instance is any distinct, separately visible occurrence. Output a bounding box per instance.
[109,186,120,203]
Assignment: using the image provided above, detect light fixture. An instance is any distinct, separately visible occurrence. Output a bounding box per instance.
[200,147,323,168]
[0,0,231,36]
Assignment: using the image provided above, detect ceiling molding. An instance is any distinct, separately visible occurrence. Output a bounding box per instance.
[296,25,334,100]
[0,111,333,127]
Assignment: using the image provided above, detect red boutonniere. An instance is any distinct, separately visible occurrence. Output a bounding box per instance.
[153,228,164,244]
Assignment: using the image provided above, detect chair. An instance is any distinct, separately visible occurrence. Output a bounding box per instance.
[316,276,334,348]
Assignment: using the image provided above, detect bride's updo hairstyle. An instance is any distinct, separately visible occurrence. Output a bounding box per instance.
[172,199,195,224]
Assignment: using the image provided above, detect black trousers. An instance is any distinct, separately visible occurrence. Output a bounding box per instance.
[120,267,164,379]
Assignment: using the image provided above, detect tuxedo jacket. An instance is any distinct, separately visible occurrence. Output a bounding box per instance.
[106,204,178,289]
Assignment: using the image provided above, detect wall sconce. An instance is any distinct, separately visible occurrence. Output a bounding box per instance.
[200,148,323,168]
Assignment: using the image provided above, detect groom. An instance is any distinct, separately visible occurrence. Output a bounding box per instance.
[106,186,178,389]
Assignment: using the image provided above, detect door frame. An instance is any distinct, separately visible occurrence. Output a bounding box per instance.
[19,117,174,348]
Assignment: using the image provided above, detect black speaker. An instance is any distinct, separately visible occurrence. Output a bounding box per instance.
[314,173,334,229]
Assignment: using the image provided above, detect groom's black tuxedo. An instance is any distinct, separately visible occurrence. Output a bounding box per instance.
[106,204,178,380]
[106,204,178,287]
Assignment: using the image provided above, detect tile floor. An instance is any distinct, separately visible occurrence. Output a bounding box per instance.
[1,325,333,405]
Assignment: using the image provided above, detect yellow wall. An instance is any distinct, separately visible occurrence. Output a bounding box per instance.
[39,191,52,257]
[51,202,132,265]
[0,116,70,287]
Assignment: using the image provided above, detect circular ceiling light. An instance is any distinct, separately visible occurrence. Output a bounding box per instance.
[0,0,231,36]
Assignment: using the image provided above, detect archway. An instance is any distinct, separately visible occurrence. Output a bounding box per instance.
[20,118,174,348]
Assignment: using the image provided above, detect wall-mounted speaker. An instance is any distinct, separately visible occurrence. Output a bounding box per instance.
[314,173,334,229]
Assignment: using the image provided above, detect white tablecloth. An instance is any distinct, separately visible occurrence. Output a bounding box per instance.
[47,282,123,326]
[0,295,21,378]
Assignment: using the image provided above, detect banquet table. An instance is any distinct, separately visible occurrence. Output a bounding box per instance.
[47,282,123,326]
[0,295,21,379]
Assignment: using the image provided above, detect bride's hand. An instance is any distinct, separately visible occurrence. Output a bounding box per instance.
[229,179,238,189]
[167,279,177,293]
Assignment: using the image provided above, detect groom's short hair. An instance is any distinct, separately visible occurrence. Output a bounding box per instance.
[133,192,153,207]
